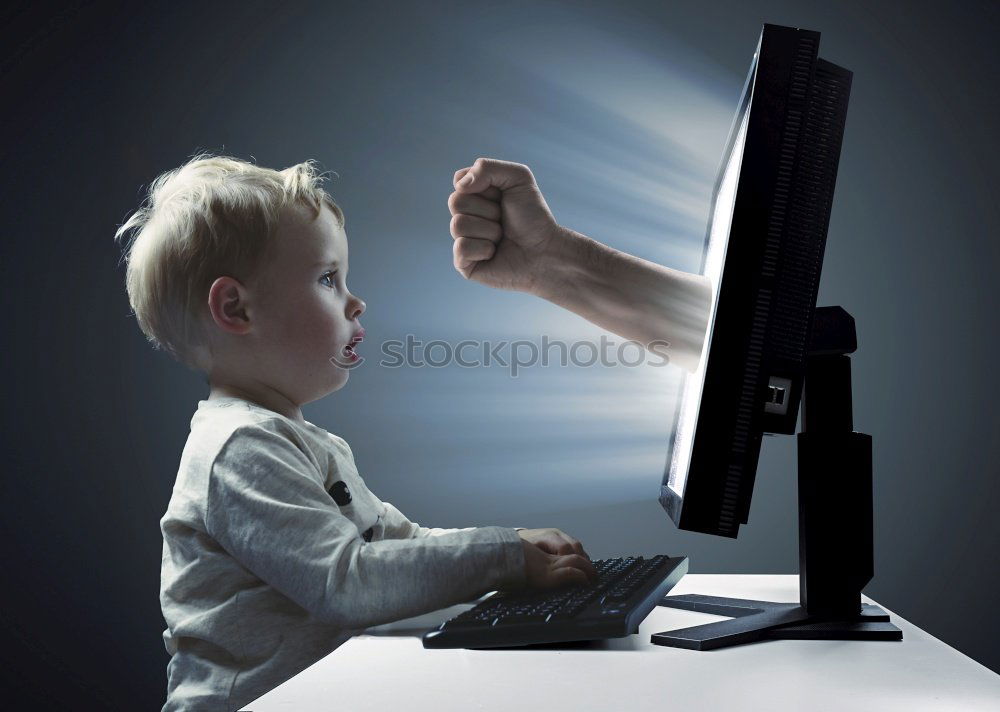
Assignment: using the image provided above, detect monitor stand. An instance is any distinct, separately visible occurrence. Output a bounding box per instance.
[652,306,902,650]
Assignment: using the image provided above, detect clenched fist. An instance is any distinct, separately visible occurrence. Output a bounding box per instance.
[447,157,564,294]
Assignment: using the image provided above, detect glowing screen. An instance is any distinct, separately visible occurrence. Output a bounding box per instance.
[665,82,753,497]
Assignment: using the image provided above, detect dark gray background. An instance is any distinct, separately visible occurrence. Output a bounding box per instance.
[3,0,997,708]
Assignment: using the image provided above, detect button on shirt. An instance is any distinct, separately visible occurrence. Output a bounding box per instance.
[159,397,525,711]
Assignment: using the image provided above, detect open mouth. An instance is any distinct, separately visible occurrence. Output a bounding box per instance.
[342,328,365,362]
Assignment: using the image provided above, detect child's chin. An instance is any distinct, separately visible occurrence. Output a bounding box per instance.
[326,370,351,391]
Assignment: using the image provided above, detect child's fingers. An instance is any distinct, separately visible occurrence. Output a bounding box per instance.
[450,214,502,243]
[552,532,590,560]
[550,539,579,556]
[551,566,589,588]
[555,553,598,582]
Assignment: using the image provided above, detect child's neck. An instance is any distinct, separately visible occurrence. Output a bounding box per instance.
[207,381,305,423]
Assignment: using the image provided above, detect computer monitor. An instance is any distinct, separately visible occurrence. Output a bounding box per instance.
[652,23,902,649]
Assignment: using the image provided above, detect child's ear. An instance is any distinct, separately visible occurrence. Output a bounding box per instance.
[207,276,251,334]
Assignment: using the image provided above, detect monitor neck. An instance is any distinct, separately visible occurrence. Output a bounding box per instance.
[797,305,874,615]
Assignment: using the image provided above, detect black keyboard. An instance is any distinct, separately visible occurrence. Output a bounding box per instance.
[422,554,688,649]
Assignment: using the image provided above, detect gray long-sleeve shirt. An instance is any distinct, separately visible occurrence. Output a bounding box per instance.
[160,396,525,711]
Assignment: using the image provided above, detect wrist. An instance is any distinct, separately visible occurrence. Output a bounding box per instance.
[530,226,603,302]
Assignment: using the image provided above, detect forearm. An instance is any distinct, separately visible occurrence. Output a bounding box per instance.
[380,501,476,539]
[327,526,525,629]
[533,227,712,374]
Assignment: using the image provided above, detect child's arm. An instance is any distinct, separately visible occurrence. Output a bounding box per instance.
[379,500,475,539]
[380,502,591,559]
[205,422,594,630]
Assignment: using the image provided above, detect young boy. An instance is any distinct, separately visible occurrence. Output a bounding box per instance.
[115,155,598,711]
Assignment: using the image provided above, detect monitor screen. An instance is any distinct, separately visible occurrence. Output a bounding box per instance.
[658,24,852,537]
[665,62,754,499]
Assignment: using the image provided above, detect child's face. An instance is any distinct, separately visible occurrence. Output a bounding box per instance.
[246,202,366,404]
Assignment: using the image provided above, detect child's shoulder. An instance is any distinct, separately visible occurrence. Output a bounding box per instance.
[189,396,357,471]
[167,397,365,527]
[173,398,286,487]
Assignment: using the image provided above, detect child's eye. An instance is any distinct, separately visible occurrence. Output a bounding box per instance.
[319,271,338,288]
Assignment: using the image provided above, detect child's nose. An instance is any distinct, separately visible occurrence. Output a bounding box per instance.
[348,296,366,320]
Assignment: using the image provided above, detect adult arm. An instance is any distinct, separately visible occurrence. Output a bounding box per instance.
[448,158,712,374]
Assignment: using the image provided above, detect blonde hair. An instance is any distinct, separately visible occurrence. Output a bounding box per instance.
[115,153,343,370]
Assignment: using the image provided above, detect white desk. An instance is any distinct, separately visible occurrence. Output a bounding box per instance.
[243,575,1000,711]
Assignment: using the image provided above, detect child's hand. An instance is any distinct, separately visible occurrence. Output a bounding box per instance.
[519,538,599,590]
[517,527,591,560]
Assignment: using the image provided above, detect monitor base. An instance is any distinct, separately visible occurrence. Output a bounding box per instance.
[652,593,901,650]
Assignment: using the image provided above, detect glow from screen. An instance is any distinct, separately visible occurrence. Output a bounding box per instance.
[666,98,751,497]
[311,13,742,518]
